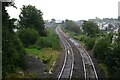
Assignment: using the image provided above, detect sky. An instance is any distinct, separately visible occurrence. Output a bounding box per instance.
[6,0,120,20]
[118,1,120,16]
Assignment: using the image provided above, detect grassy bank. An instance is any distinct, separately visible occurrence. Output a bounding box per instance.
[25,27,61,74]
[5,70,38,78]
[61,26,86,45]
[25,48,60,72]
[5,27,61,78]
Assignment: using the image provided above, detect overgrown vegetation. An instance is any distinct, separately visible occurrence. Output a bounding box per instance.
[25,27,60,73]
[82,21,100,37]
[64,19,82,34]
[17,4,60,77]
[36,28,60,50]
[3,1,120,78]
[17,28,39,47]
[62,20,120,78]
[105,42,120,78]
[25,48,60,72]
[2,2,26,78]
[3,2,60,78]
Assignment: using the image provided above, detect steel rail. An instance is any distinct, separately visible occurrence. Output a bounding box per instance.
[56,27,74,79]
[59,27,98,80]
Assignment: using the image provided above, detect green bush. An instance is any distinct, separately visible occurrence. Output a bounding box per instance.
[36,28,60,50]
[3,30,26,75]
[85,37,96,50]
[65,20,81,34]
[82,21,100,37]
[80,35,89,42]
[105,42,120,78]
[36,37,52,49]
[17,28,39,47]
[92,36,111,62]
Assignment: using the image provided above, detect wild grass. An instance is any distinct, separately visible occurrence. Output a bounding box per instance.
[98,63,109,78]
[4,67,39,78]
[26,48,60,72]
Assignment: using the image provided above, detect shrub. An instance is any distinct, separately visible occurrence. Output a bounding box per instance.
[17,28,39,47]
[82,21,100,37]
[80,35,89,42]
[36,37,52,49]
[85,37,96,50]
[65,20,81,34]
[92,36,111,62]
[105,42,120,78]
[3,27,26,77]
[36,29,60,50]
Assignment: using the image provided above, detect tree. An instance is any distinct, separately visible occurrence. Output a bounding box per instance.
[92,36,111,62]
[50,18,57,28]
[105,42,120,78]
[82,21,100,37]
[19,5,47,36]
[2,2,26,77]
[50,18,56,23]
[65,20,81,34]
[105,24,114,32]
[17,28,39,47]
[85,37,96,50]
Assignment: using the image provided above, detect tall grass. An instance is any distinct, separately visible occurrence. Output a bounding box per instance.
[26,48,60,72]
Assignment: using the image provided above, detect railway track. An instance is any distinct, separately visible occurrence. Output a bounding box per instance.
[55,25,98,80]
[69,38,98,80]
[56,26,74,79]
